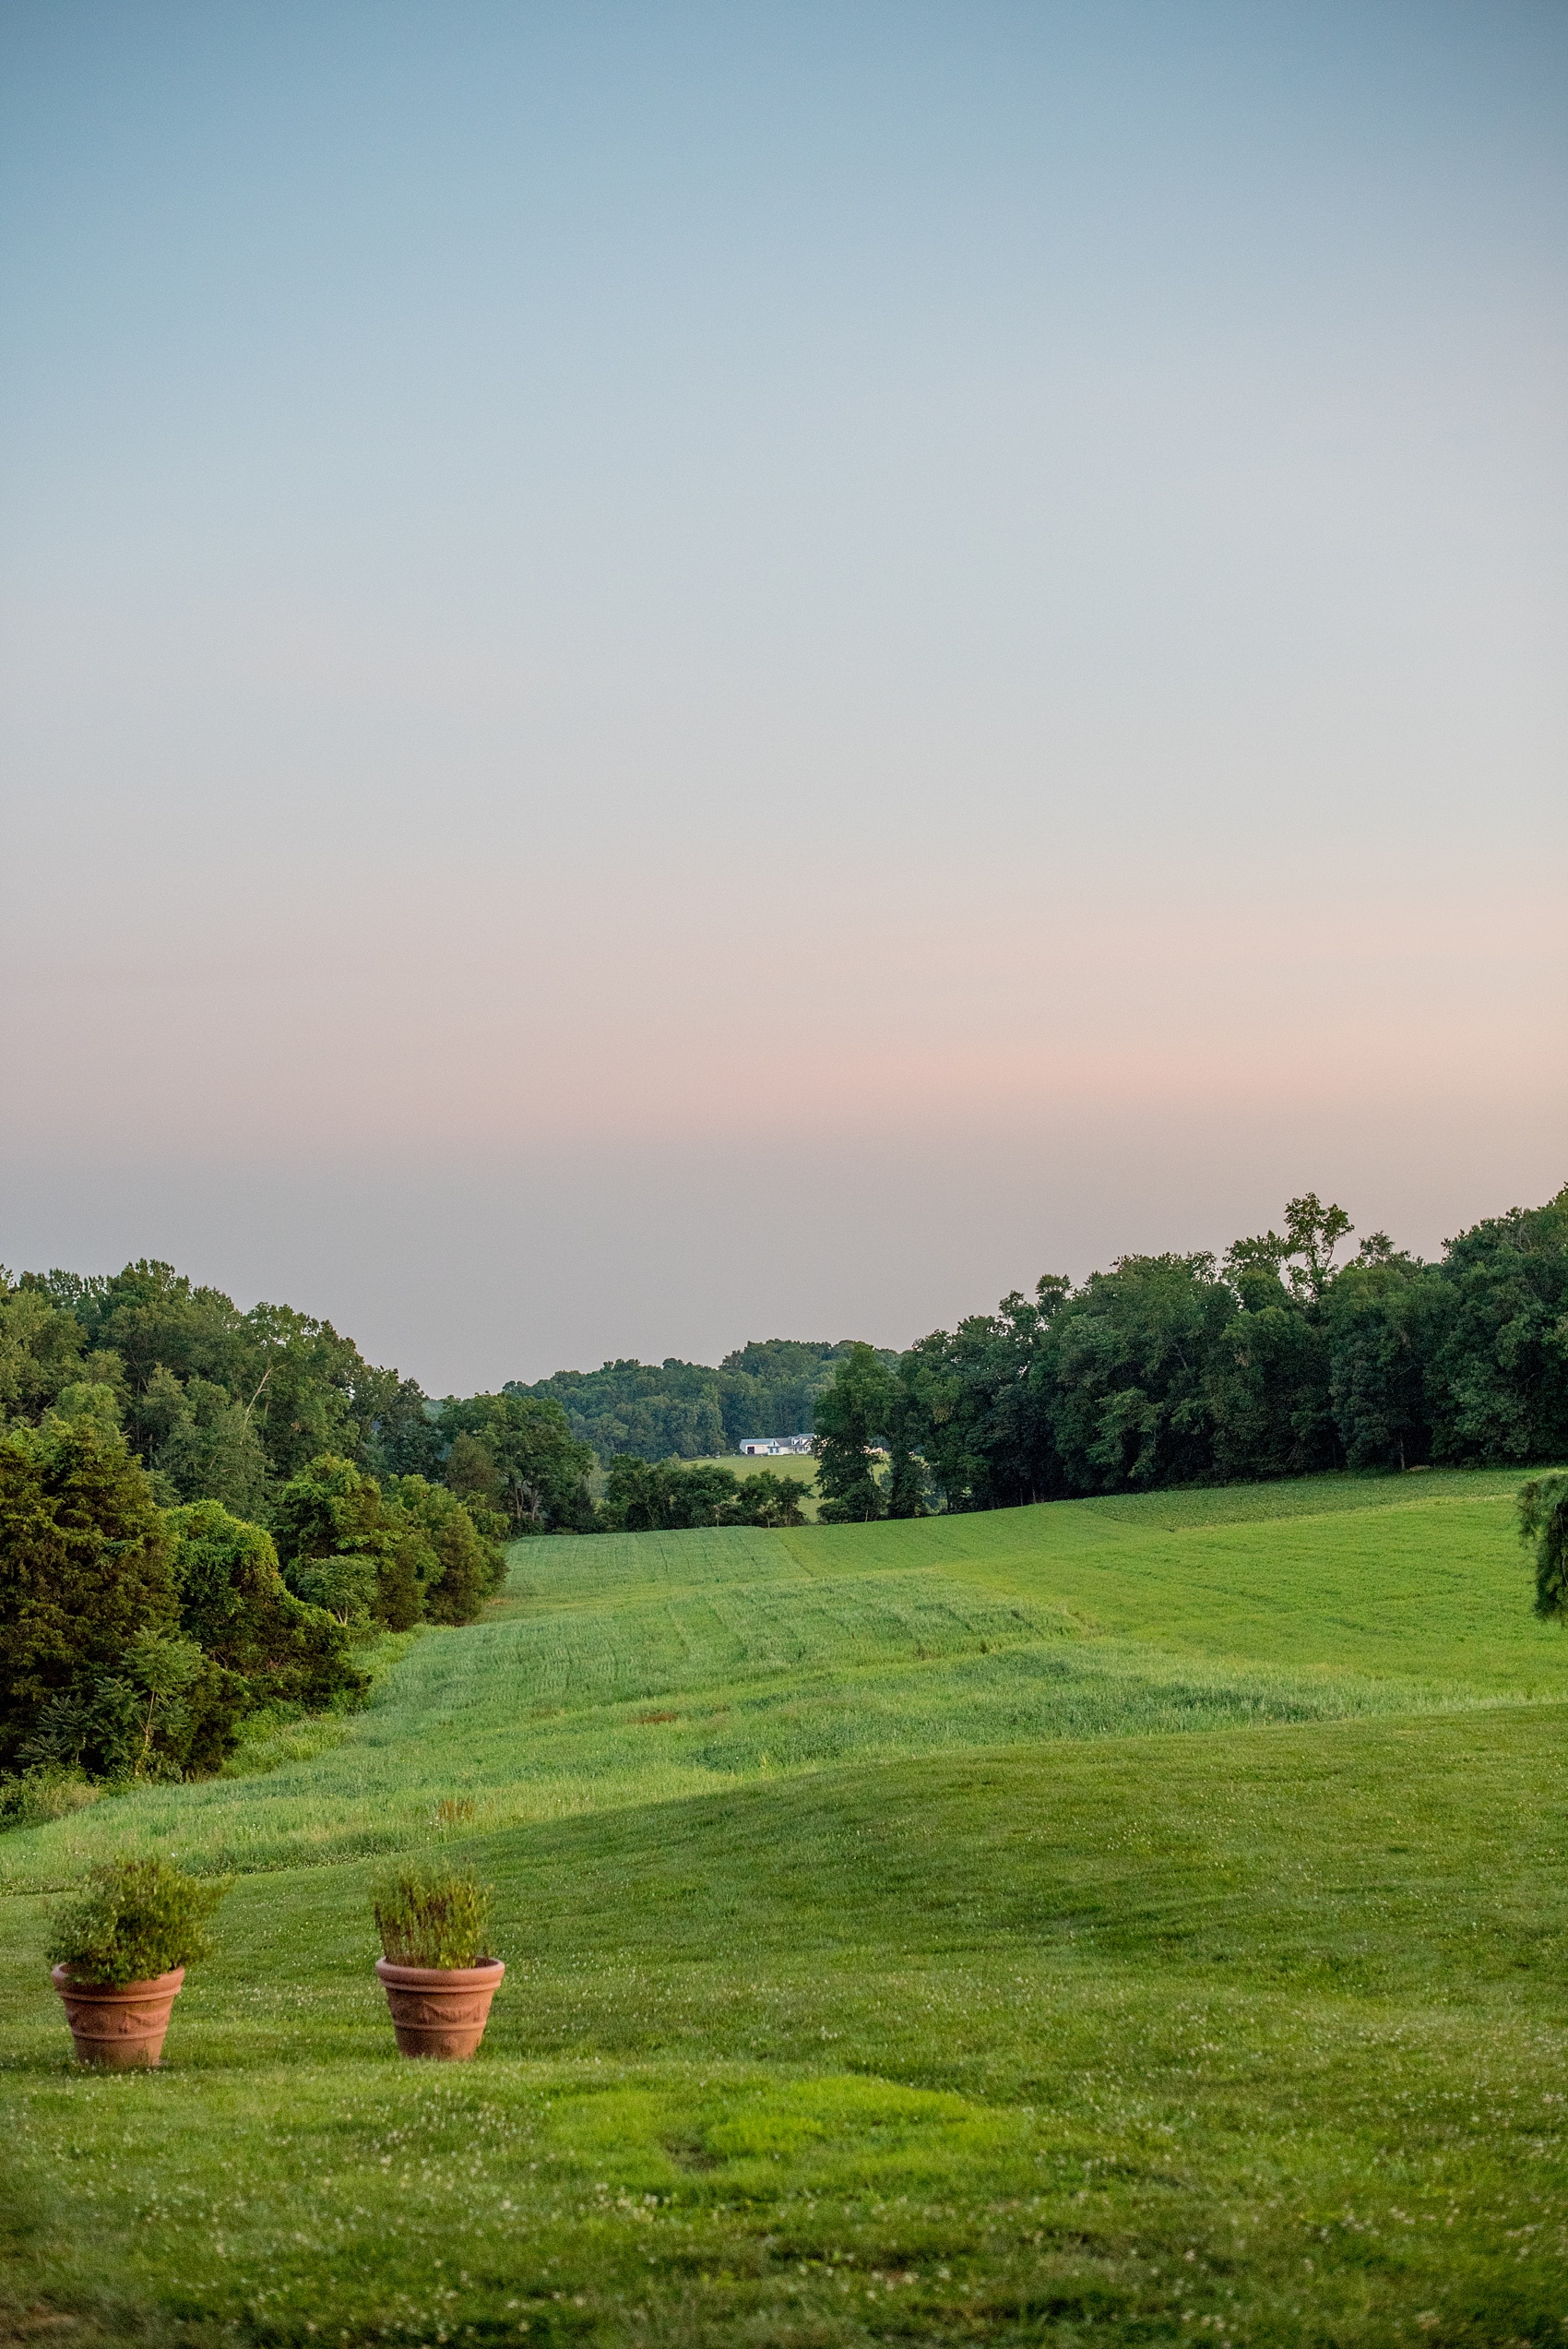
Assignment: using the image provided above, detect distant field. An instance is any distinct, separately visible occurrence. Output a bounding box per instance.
[4,1465,1567,2344]
[683,1450,823,1519]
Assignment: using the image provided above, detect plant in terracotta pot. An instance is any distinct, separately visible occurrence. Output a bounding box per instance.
[47,1856,230,2068]
[371,1863,503,2059]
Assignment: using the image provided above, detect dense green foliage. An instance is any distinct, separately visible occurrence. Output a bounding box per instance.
[811,1339,926,1521]
[0,1426,366,1783]
[0,1420,184,1778]
[272,1455,510,1630]
[45,1854,229,1985]
[0,1257,593,1541]
[508,1339,886,1458]
[165,1501,368,1723]
[433,1391,597,1532]
[0,1260,534,1790]
[371,1863,493,1969]
[12,1182,1562,1536]
[821,1186,1568,1514]
[600,1457,810,1531]
[4,1475,1568,2342]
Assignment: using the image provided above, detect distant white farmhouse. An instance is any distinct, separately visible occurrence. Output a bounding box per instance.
[739,1435,814,1457]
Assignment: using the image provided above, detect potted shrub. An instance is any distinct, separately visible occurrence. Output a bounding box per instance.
[372,1863,504,2059]
[47,1856,230,2068]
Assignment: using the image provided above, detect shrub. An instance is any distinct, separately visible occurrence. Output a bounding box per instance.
[0,1765,103,1832]
[46,1856,231,1985]
[371,1864,493,1968]
[722,1469,812,1529]
[274,1456,429,1630]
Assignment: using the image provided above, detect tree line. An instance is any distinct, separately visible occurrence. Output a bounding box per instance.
[0,1263,838,1785]
[505,1340,889,1461]
[0,1261,872,1526]
[810,1187,1568,1520]
[0,1258,603,1536]
[0,1413,517,1785]
[5,1183,1564,1789]
[0,1259,568,1787]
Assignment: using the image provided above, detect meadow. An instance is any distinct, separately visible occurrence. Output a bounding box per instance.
[3,1467,1566,2347]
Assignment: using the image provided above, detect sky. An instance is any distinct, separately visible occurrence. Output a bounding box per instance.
[2,0,1564,1393]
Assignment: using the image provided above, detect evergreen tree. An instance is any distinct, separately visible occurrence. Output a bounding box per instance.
[0,1420,178,1774]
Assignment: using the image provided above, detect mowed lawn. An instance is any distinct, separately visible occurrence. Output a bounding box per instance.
[3,1471,1567,2346]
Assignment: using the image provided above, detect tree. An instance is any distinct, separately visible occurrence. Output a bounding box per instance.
[444,1431,504,1511]
[1044,1255,1235,1492]
[1426,1188,1568,1465]
[9,1258,437,1524]
[1205,1265,1334,1485]
[601,1458,740,1532]
[599,1458,814,1532]
[0,1275,115,1423]
[385,1476,505,1622]
[42,1381,127,1442]
[506,1341,874,1459]
[507,1358,728,1461]
[717,1341,879,1449]
[137,1367,270,1519]
[1521,1473,1568,1619]
[902,1279,1068,1512]
[163,1500,368,1722]
[0,1420,178,1775]
[271,1454,434,1631]
[363,1373,445,1480]
[436,1395,597,1533]
[726,1470,811,1528]
[122,1628,207,1774]
[1226,1196,1354,1305]
[1322,1248,1440,1471]
[812,1344,895,1522]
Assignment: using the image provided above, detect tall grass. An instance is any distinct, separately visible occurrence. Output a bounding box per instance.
[2,1470,1558,1890]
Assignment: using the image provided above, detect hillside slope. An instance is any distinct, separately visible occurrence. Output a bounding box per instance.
[3,1467,1566,2345]
[2,1467,1555,1890]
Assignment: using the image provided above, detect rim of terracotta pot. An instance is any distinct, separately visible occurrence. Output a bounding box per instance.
[51,1963,185,1997]
[374,1956,505,1988]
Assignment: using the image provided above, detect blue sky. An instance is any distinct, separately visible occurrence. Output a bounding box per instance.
[3,2,1564,1389]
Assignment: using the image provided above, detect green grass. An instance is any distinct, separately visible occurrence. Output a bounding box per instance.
[3,1466,1566,2345]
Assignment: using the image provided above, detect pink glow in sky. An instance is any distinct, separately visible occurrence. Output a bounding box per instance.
[2,2,1564,1390]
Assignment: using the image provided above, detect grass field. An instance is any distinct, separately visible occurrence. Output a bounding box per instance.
[3,1468,1566,2346]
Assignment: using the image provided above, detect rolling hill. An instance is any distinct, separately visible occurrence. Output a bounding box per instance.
[3,1466,1565,2344]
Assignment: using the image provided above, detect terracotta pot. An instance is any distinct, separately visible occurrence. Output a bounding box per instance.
[375,1957,505,2059]
[52,1964,184,2068]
